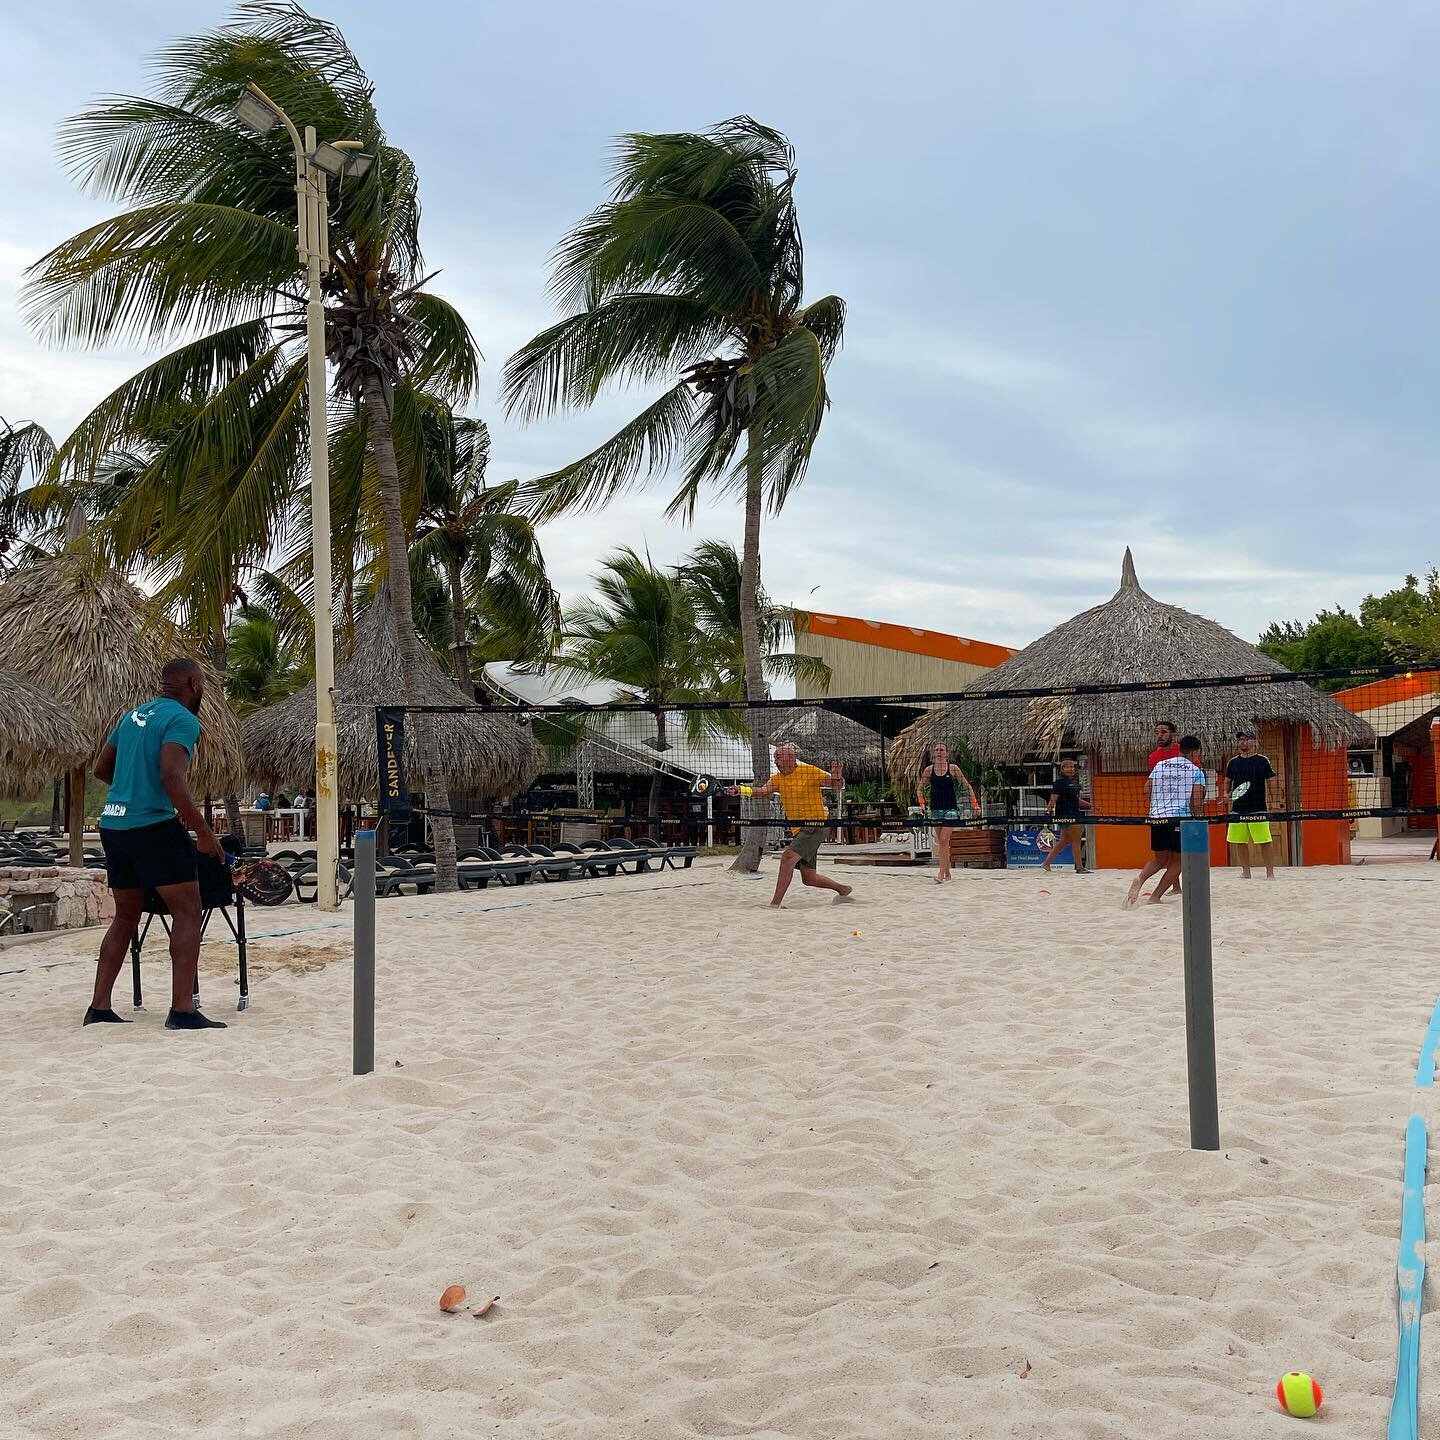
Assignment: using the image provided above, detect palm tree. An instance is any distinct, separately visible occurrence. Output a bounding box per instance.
[677,539,829,698]
[409,412,558,686]
[224,602,309,715]
[562,548,713,836]
[501,117,844,871]
[0,418,56,573]
[23,1,477,890]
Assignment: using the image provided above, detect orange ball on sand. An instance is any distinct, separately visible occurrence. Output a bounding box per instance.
[1276,1372,1323,1418]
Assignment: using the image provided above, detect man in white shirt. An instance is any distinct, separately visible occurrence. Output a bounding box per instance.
[1126,735,1206,908]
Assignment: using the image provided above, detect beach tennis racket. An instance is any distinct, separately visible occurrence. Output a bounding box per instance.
[690,774,721,797]
[1229,781,1251,804]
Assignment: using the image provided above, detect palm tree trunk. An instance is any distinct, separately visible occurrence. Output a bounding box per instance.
[647,708,667,840]
[444,551,472,690]
[734,418,771,873]
[362,372,458,893]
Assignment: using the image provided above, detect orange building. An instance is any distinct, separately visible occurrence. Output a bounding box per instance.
[1335,671,1440,834]
[887,551,1373,868]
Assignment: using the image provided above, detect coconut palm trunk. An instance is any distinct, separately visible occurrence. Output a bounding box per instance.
[361,374,458,892]
[646,708,669,840]
[444,551,472,689]
[734,425,771,873]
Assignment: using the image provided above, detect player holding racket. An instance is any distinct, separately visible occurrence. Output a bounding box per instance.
[727,745,854,908]
[1223,728,1276,879]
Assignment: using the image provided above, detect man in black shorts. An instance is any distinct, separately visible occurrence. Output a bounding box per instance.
[85,658,228,1030]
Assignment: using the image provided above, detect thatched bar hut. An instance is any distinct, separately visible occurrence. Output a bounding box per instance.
[242,592,543,802]
[889,551,1373,868]
[0,666,92,798]
[0,551,245,863]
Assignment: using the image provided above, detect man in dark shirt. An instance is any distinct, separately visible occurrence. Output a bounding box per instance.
[1223,728,1277,880]
[87,658,228,1031]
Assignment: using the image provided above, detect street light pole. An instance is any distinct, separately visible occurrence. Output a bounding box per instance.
[235,84,371,911]
[299,124,340,911]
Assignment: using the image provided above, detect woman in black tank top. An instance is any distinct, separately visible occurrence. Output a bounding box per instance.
[917,741,974,884]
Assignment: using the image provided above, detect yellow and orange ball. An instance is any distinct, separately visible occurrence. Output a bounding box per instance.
[1276,1372,1323,1418]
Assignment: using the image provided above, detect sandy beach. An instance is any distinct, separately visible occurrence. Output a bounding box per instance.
[2,859,1436,1438]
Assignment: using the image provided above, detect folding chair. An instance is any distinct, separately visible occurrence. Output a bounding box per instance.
[129,850,249,1012]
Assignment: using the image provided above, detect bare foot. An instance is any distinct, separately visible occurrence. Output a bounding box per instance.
[1123,884,1141,910]
[769,900,783,908]
[1240,870,1251,879]
[833,885,854,903]
[1265,872,1276,880]
[934,873,945,885]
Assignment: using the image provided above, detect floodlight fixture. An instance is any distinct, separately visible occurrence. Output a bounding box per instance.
[233,87,281,135]
[311,139,374,179]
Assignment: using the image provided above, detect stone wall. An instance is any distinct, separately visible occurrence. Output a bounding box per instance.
[0,867,113,930]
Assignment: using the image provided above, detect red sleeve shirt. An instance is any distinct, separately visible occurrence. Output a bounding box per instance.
[1147,742,1181,770]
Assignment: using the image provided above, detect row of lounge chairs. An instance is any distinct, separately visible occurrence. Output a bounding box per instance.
[366,837,696,898]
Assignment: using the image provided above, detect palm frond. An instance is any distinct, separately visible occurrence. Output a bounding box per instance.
[520,381,698,519]
[24,203,296,348]
[798,295,846,366]
[501,293,727,421]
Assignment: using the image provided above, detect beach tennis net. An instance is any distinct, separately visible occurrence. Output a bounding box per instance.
[378,662,1440,849]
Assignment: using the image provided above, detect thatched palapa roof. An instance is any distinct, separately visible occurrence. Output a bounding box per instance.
[0,550,244,795]
[769,705,886,779]
[889,550,1374,780]
[0,665,93,797]
[242,591,543,798]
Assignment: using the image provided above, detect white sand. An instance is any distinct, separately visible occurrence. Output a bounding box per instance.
[2,859,1437,1438]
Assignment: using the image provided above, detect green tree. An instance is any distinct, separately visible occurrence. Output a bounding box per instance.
[409,412,557,685]
[1257,609,1386,689]
[1360,570,1440,663]
[562,547,714,835]
[224,602,309,715]
[502,117,845,872]
[0,418,56,573]
[25,1,479,890]
[676,538,828,697]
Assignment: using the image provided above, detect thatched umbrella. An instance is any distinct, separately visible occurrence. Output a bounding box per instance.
[769,705,886,779]
[0,665,93,799]
[889,549,1373,783]
[0,550,245,862]
[241,590,543,801]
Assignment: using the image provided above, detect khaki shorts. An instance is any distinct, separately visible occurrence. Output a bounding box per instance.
[786,825,827,868]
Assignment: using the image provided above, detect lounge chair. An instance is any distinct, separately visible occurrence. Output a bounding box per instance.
[496,844,577,881]
[631,836,697,870]
[571,838,650,875]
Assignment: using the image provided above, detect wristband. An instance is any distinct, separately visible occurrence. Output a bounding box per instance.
[739,785,754,798]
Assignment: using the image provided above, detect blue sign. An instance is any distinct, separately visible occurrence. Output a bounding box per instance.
[1006,826,1074,867]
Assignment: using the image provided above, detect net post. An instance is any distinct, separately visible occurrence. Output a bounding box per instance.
[1430,718,1440,861]
[1180,819,1219,1149]
[353,829,376,1077]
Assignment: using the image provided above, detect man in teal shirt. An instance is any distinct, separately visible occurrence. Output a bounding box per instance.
[86,658,228,1031]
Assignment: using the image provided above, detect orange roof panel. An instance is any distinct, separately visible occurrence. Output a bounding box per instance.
[1335,670,1440,714]
[803,611,1016,669]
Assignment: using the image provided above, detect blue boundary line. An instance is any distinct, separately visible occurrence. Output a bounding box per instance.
[1388,993,1440,1438]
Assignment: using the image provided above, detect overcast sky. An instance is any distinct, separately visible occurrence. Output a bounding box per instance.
[2,1,1437,649]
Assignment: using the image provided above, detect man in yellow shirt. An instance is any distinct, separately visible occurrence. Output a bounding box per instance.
[731,744,854,907]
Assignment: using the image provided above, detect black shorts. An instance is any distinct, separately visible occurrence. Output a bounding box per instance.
[1149,822,1181,855]
[100,818,199,892]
